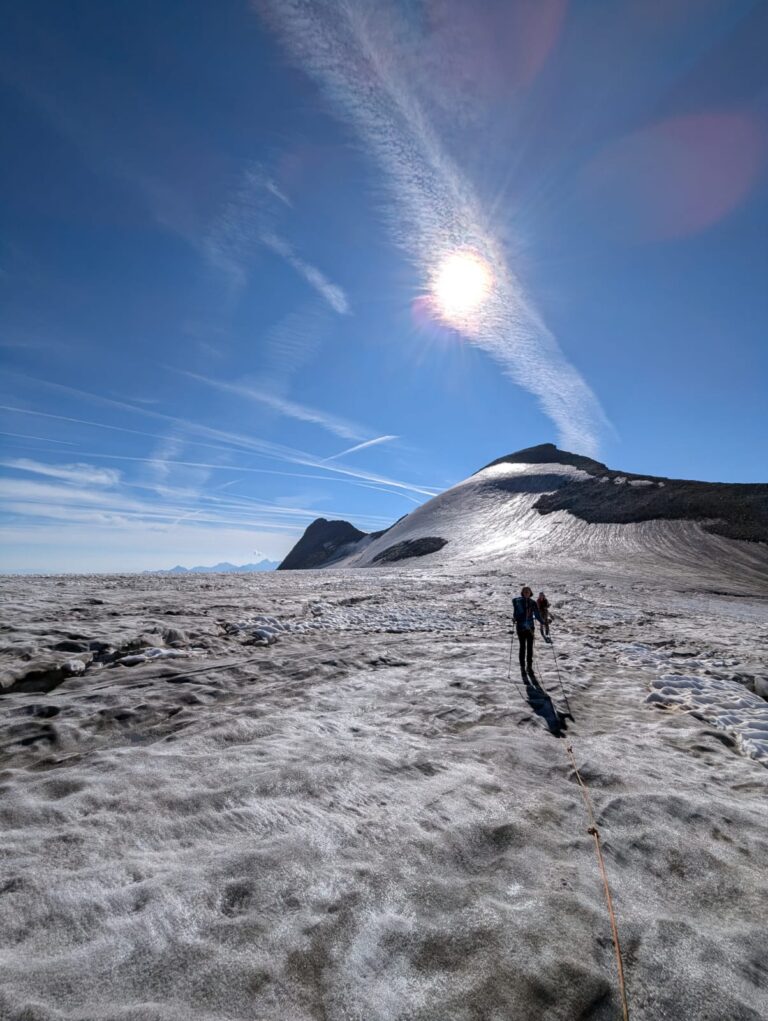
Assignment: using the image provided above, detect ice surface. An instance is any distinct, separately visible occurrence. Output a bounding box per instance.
[116,647,195,667]
[0,568,766,1019]
[648,675,768,762]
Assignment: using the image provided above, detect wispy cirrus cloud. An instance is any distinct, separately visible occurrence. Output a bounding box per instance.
[265,179,293,208]
[2,50,348,319]
[4,458,121,487]
[0,444,397,569]
[0,431,77,446]
[0,471,393,532]
[0,477,135,510]
[144,433,212,500]
[257,0,610,455]
[261,232,349,314]
[0,402,269,461]
[179,370,367,441]
[0,403,430,572]
[206,163,350,313]
[2,380,435,499]
[257,301,330,390]
[38,448,437,500]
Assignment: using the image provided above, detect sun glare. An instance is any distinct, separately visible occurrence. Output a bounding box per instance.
[431,249,493,325]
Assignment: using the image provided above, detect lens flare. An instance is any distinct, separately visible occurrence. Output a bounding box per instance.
[431,249,493,326]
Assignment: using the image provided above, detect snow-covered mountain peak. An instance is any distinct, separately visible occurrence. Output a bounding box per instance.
[477,441,608,475]
[279,445,768,594]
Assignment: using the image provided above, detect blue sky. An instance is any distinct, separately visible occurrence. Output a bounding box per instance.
[1,0,766,572]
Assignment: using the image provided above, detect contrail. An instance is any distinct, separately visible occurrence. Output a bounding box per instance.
[322,434,398,461]
[180,370,365,440]
[1,388,437,498]
[257,0,610,455]
[262,232,350,315]
[205,164,350,313]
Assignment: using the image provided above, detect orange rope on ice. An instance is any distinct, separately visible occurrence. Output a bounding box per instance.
[511,618,630,1019]
[565,742,630,1021]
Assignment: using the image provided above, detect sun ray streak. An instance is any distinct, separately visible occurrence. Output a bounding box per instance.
[259,0,611,455]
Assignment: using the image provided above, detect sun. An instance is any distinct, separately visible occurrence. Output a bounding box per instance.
[431,249,493,325]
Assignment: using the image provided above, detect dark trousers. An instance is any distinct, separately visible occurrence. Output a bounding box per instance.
[516,625,534,672]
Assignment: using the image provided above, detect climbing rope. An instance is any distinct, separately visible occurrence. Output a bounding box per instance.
[508,621,630,1020]
[565,742,630,1021]
[548,636,573,719]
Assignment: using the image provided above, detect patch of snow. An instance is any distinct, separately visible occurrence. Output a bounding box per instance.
[471,460,592,484]
[115,648,194,667]
[224,604,488,638]
[647,674,768,762]
[62,658,87,676]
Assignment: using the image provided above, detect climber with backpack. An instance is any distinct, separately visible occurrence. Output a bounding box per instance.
[537,591,552,642]
[512,586,543,678]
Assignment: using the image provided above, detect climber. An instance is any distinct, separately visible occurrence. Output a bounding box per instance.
[537,591,552,641]
[512,586,543,677]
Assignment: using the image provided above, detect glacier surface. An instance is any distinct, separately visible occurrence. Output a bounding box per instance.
[1,564,766,1020]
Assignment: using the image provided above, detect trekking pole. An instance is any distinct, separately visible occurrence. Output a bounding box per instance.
[549,636,573,719]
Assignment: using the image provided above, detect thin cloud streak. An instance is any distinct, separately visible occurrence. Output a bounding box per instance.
[2,499,389,532]
[0,430,78,446]
[3,380,347,466]
[3,379,437,497]
[179,370,366,441]
[259,0,610,455]
[1,502,314,533]
[265,179,292,208]
[261,232,350,314]
[206,164,349,313]
[0,421,435,502]
[0,472,394,531]
[0,478,144,511]
[355,481,423,505]
[323,434,399,461]
[259,303,330,386]
[0,403,280,462]
[5,458,122,487]
[26,448,438,500]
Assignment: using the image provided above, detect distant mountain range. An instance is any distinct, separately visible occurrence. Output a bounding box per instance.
[147,560,279,575]
[3,561,280,576]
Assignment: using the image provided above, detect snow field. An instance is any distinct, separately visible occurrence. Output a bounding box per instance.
[647,676,768,763]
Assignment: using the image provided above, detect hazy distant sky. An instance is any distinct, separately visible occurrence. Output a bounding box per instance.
[1,0,766,571]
